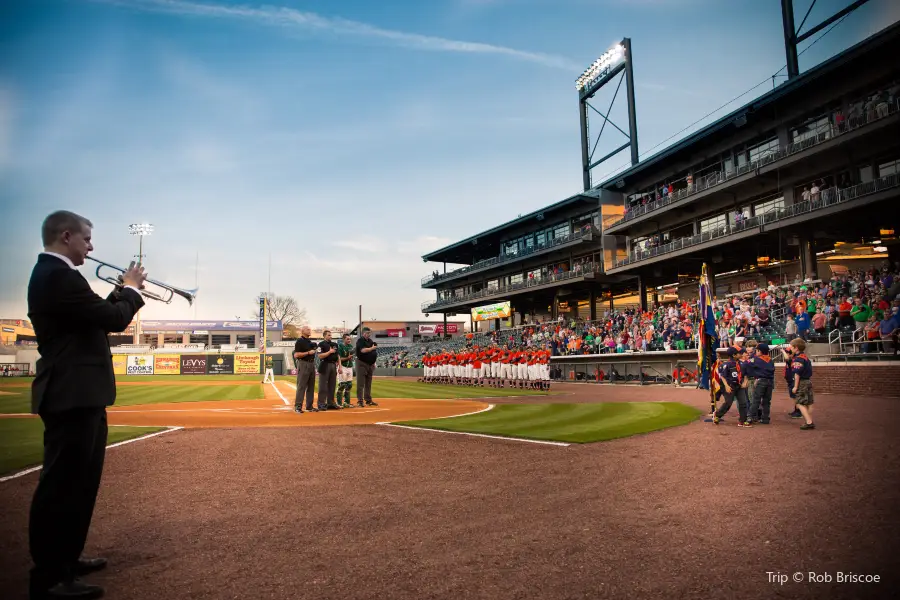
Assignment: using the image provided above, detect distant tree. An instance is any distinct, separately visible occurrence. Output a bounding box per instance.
[283,323,299,339]
[253,293,308,329]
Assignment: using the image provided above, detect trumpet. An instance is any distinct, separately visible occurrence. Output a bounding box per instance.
[86,256,198,306]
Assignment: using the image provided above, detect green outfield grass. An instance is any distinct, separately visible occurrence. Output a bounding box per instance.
[0,380,264,414]
[0,376,541,415]
[396,402,703,443]
[0,419,167,476]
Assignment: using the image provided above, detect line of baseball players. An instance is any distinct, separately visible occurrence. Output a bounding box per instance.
[420,345,552,390]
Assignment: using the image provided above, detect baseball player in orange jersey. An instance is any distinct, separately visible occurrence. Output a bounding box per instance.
[489,346,501,387]
[498,348,511,387]
[517,348,528,389]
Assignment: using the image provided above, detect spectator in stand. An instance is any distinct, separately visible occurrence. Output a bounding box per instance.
[838,296,854,328]
[850,297,871,332]
[796,310,811,341]
[811,308,827,338]
[785,314,798,340]
[881,306,900,355]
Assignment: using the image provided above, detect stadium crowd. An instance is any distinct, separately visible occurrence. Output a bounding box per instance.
[375,262,899,377]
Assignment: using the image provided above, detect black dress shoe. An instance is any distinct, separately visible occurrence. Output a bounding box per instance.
[40,579,104,599]
[75,558,107,576]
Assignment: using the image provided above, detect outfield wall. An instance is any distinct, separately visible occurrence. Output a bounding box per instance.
[114,353,264,375]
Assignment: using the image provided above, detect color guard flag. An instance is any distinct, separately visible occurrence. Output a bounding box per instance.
[697,264,719,390]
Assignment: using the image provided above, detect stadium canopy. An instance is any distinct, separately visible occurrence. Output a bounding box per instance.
[420,191,599,265]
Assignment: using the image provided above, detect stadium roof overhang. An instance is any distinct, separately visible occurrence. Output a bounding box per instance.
[421,192,599,265]
[594,19,900,195]
[423,271,632,314]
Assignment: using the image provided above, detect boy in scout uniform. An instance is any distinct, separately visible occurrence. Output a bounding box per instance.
[790,338,816,430]
[336,333,355,408]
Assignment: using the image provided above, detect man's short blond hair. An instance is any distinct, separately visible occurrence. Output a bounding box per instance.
[42,211,92,246]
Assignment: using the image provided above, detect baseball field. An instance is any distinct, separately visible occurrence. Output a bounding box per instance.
[1,375,898,599]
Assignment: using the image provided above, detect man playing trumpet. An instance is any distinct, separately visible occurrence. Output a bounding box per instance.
[27,211,148,600]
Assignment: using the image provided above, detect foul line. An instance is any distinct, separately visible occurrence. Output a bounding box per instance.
[269,381,291,406]
[376,423,570,447]
[418,403,496,420]
[0,426,184,483]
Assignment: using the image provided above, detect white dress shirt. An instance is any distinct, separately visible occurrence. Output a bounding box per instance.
[41,252,141,295]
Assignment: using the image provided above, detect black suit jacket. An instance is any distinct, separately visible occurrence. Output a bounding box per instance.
[27,254,145,414]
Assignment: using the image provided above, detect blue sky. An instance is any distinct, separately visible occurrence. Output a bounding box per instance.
[1,0,898,327]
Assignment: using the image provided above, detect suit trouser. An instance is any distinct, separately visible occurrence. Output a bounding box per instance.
[295,361,316,410]
[317,363,337,409]
[30,407,107,587]
[357,361,374,404]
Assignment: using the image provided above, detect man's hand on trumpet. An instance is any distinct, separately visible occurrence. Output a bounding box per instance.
[121,261,148,290]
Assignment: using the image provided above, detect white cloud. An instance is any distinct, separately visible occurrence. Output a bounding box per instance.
[100,0,580,70]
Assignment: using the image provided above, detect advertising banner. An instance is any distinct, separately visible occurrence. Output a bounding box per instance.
[161,343,205,350]
[154,354,181,375]
[113,354,127,375]
[235,353,261,374]
[207,354,235,375]
[126,355,154,375]
[181,355,208,375]
[386,329,406,337]
[417,324,460,335]
[471,301,512,322]
[737,280,758,292]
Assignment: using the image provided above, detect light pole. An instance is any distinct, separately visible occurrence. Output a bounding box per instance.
[129,223,153,344]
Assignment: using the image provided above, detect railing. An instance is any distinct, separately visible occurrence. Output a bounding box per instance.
[422,262,602,311]
[421,225,599,286]
[612,173,900,269]
[606,97,900,230]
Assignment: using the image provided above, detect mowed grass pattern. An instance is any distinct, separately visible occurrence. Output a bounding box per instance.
[0,419,166,475]
[0,379,263,414]
[397,402,703,443]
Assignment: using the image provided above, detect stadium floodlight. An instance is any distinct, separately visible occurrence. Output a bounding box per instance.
[577,38,639,189]
[575,41,626,91]
[128,223,154,237]
[127,222,153,345]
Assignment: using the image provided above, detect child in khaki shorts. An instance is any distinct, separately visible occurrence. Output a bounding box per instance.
[789,338,815,430]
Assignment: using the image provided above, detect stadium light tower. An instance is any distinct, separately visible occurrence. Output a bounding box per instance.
[781,0,871,80]
[577,38,639,191]
[128,223,153,265]
[128,223,153,344]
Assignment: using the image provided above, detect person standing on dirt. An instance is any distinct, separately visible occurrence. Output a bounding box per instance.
[293,326,317,413]
[27,210,147,600]
[316,330,340,410]
[355,327,378,407]
[336,333,355,408]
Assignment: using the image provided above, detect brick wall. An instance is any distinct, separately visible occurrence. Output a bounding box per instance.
[808,364,900,397]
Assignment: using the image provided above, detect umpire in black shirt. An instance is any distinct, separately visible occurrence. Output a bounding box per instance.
[317,330,341,410]
[293,326,317,412]
[355,327,378,407]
